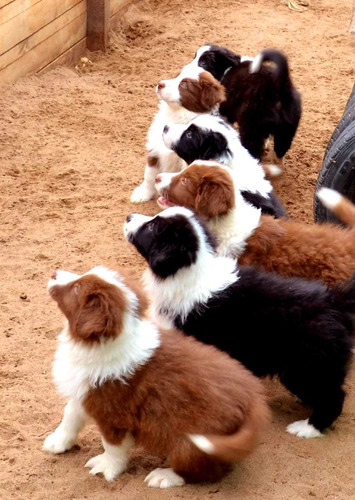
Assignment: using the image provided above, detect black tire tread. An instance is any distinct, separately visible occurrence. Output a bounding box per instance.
[314,119,355,224]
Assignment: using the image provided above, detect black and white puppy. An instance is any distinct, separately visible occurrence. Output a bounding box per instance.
[163,114,288,218]
[124,206,354,439]
[171,44,302,169]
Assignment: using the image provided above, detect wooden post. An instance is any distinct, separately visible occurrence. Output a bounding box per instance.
[86,0,110,51]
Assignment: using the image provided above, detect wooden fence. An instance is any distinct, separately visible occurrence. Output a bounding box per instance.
[0,0,132,86]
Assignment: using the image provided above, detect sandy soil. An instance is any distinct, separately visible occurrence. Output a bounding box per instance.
[1,0,355,498]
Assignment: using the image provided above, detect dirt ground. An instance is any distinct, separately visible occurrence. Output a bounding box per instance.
[1,0,355,498]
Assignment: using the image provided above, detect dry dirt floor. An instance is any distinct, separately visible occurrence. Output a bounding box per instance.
[1,0,355,498]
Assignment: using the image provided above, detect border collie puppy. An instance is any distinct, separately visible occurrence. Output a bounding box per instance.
[167,44,302,172]
[162,114,288,218]
[44,266,269,487]
[124,207,355,439]
[155,161,355,286]
[130,67,226,203]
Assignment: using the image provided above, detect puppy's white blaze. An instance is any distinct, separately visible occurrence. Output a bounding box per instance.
[48,270,80,290]
[123,213,152,239]
[250,52,263,73]
[316,187,342,210]
[156,172,176,191]
[188,434,215,454]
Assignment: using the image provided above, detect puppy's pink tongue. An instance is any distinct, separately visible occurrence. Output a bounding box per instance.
[157,196,175,208]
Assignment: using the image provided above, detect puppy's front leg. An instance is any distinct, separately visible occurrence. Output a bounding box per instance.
[43,398,87,454]
[85,432,134,481]
[130,155,160,203]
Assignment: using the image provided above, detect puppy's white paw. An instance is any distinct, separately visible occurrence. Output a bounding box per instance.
[144,467,185,488]
[43,430,77,454]
[286,419,324,439]
[85,452,126,481]
[130,184,155,203]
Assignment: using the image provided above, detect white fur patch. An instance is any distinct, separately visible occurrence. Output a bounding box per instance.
[85,434,134,481]
[250,52,263,73]
[316,187,342,210]
[140,207,239,323]
[188,434,215,454]
[286,419,324,439]
[144,468,185,488]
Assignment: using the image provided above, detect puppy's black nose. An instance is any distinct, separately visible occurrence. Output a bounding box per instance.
[163,125,169,134]
[157,81,166,91]
[126,214,133,223]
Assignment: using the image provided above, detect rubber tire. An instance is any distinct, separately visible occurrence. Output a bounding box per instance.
[323,102,355,160]
[345,83,355,111]
[314,119,355,224]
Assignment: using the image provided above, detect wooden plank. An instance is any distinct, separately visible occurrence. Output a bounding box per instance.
[0,13,86,85]
[350,0,355,33]
[0,1,86,71]
[0,0,82,54]
[109,0,133,32]
[37,37,86,74]
[0,0,15,11]
[0,0,45,26]
[86,0,109,52]
[110,0,132,17]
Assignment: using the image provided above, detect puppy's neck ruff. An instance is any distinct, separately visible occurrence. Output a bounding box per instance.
[52,315,160,400]
[144,251,238,325]
[210,193,261,258]
[159,100,199,124]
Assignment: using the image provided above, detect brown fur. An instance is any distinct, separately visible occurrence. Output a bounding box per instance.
[52,271,270,484]
[49,274,127,343]
[179,72,226,113]
[160,162,355,286]
[160,163,235,218]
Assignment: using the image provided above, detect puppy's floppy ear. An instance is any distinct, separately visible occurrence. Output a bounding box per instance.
[73,289,125,341]
[200,72,226,110]
[195,172,235,219]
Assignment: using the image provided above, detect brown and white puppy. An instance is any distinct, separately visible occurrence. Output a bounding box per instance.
[155,161,355,286]
[43,266,269,488]
[130,67,225,203]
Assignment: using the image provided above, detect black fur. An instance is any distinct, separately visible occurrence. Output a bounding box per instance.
[197,45,302,161]
[126,213,216,278]
[128,210,354,434]
[169,121,288,218]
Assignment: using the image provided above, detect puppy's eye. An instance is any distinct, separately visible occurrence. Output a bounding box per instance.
[200,61,207,69]
[185,131,192,139]
[73,284,80,295]
[180,177,188,185]
[180,82,187,89]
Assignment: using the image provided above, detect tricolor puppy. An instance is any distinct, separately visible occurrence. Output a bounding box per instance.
[168,44,302,173]
[155,161,355,286]
[162,114,288,218]
[43,266,269,487]
[130,65,225,203]
[124,207,355,438]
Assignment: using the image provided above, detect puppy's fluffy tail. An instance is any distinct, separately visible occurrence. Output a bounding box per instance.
[316,187,355,228]
[250,49,291,93]
[189,400,269,462]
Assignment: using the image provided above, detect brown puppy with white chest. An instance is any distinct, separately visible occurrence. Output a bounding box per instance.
[43,266,269,488]
[155,160,355,286]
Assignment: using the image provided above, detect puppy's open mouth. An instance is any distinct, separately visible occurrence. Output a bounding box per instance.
[157,196,177,209]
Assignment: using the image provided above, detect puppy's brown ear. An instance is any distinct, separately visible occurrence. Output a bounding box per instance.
[72,290,125,342]
[195,173,235,219]
[200,72,226,110]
